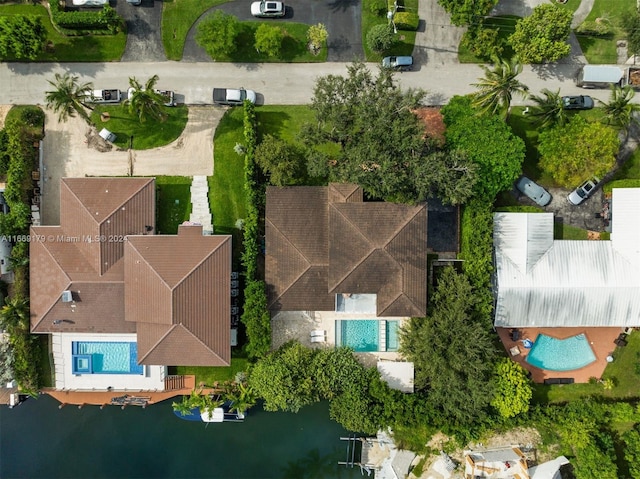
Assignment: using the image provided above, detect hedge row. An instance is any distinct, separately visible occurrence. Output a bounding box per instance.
[48,0,121,34]
[240,100,271,360]
[393,12,419,30]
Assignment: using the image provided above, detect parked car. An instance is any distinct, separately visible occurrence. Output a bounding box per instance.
[382,56,414,71]
[127,87,176,107]
[72,0,107,5]
[562,95,594,110]
[126,0,142,5]
[516,176,552,207]
[213,88,257,106]
[567,177,600,205]
[251,0,285,17]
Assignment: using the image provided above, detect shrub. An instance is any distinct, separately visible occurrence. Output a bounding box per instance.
[195,10,239,60]
[48,0,121,34]
[462,25,504,60]
[254,24,283,57]
[20,106,45,128]
[366,23,396,54]
[393,12,419,31]
[576,20,613,37]
[307,23,328,54]
[369,0,387,16]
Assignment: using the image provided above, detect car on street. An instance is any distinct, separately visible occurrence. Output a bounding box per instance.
[251,0,286,17]
[516,176,552,207]
[562,95,594,110]
[567,177,600,205]
[72,0,107,5]
[213,88,257,106]
[127,87,176,107]
[382,56,414,71]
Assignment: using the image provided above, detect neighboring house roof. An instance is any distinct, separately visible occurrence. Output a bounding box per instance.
[30,178,231,367]
[494,189,640,328]
[125,225,231,366]
[464,447,529,479]
[266,184,428,317]
[529,456,571,479]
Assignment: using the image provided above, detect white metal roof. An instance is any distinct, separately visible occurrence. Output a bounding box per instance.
[494,190,640,328]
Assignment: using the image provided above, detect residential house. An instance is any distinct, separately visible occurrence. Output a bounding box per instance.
[30,178,231,392]
[463,447,571,479]
[493,188,640,382]
[265,183,428,355]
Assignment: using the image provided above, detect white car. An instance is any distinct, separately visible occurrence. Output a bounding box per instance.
[127,87,176,107]
[516,176,552,207]
[567,178,600,205]
[72,0,108,6]
[251,0,285,17]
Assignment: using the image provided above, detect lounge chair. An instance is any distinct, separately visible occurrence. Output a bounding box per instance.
[510,346,521,357]
[310,330,326,343]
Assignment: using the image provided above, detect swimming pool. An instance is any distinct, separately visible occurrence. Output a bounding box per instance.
[72,341,143,375]
[525,334,596,372]
[335,320,399,352]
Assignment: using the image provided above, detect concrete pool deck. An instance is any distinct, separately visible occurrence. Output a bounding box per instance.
[271,311,406,366]
[497,327,624,383]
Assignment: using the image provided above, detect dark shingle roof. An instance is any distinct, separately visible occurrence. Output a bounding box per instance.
[265,184,428,317]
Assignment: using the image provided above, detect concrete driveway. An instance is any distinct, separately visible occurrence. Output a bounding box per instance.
[40,106,223,225]
[115,0,166,62]
[182,0,363,62]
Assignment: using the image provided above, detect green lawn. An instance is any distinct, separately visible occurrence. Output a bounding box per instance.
[155,176,193,234]
[361,0,418,61]
[89,105,188,150]
[576,0,634,64]
[209,108,247,263]
[200,21,327,62]
[162,0,229,61]
[0,4,125,62]
[459,16,519,63]
[533,331,640,404]
[171,358,250,386]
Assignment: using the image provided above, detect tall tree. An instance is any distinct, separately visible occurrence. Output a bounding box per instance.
[599,85,640,134]
[528,88,568,128]
[472,57,529,120]
[509,3,572,63]
[255,134,306,186]
[442,95,525,202]
[45,73,94,124]
[125,75,168,123]
[254,24,283,57]
[302,62,478,204]
[400,266,497,426]
[195,11,239,60]
[538,115,619,187]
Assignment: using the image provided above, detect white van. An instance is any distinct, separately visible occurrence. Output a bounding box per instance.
[576,65,623,88]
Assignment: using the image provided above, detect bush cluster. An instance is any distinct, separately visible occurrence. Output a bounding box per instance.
[49,0,121,35]
[576,20,613,37]
[239,101,271,360]
[393,12,419,30]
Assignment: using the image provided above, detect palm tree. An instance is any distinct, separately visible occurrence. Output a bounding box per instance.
[600,85,640,135]
[125,75,168,123]
[172,395,195,417]
[226,382,257,419]
[45,72,94,124]
[0,296,30,333]
[528,88,568,129]
[472,57,529,120]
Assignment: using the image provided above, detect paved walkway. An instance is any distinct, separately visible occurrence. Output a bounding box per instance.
[189,176,214,234]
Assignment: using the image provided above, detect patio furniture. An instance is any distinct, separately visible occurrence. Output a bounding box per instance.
[615,337,628,347]
[543,378,574,385]
[310,330,326,343]
[510,329,521,341]
[509,346,521,357]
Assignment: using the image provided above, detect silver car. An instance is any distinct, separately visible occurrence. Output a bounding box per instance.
[567,177,600,205]
[516,176,552,207]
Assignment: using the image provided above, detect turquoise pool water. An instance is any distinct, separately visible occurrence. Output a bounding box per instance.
[336,320,400,352]
[526,334,596,372]
[72,341,143,375]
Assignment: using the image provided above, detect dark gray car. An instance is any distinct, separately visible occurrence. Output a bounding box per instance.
[516,176,552,207]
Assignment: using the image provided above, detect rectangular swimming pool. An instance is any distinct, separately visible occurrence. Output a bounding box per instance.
[72,341,143,375]
[335,320,399,352]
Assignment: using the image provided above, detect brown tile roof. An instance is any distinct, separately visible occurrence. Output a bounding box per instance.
[30,179,232,367]
[266,184,428,316]
[125,225,231,366]
[30,178,155,333]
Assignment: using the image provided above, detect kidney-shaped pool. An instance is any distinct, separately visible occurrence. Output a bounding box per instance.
[525,333,596,371]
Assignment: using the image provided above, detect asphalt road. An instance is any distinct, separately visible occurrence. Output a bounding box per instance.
[0,61,598,107]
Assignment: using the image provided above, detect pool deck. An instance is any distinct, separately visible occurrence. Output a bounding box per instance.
[271,311,406,364]
[497,327,624,383]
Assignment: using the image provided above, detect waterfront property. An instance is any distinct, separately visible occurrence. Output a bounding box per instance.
[29,178,233,400]
[493,188,640,383]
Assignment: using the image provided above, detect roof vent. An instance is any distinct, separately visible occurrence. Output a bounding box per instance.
[61,290,73,303]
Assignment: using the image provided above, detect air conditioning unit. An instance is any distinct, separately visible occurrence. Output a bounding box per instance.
[61,290,73,303]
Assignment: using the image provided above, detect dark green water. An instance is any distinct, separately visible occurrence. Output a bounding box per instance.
[0,395,362,479]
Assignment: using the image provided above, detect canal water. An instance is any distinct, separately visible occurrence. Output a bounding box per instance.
[0,395,362,479]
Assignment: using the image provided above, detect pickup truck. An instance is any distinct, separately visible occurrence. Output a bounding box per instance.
[213,88,256,106]
[87,89,121,104]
